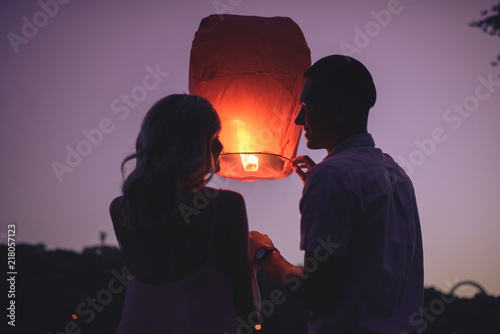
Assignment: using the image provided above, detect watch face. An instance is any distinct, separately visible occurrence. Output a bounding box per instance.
[255,248,266,260]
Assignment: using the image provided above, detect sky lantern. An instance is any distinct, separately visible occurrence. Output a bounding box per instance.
[189,14,311,181]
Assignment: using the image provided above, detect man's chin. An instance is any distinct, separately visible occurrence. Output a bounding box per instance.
[306,139,321,150]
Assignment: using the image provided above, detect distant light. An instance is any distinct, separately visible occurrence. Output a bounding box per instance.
[72,314,77,320]
[255,324,261,330]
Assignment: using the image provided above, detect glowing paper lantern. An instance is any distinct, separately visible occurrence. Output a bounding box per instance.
[189,14,311,181]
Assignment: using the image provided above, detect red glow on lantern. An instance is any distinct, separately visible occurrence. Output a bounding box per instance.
[189,14,310,181]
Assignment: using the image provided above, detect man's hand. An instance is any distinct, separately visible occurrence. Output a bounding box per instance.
[248,231,275,268]
[292,155,316,185]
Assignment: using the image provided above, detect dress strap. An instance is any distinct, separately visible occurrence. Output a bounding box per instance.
[206,188,220,262]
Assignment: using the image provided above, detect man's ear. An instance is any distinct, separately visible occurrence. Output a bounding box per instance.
[332,96,350,122]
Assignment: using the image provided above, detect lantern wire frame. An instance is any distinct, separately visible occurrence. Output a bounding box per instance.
[220,152,293,163]
[217,151,296,181]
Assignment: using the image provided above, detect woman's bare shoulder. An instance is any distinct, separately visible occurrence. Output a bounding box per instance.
[206,188,247,222]
[109,196,124,217]
[110,195,123,206]
[211,188,244,201]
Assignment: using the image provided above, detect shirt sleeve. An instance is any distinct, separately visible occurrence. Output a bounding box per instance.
[299,164,354,257]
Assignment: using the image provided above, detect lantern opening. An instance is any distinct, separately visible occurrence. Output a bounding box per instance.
[241,154,259,171]
[219,152,293,181]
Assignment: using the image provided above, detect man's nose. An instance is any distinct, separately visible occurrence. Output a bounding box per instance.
[295,106,305,125]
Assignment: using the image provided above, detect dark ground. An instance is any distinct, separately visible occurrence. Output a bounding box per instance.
[2,244,499,334]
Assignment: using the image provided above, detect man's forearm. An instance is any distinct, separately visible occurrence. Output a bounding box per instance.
[248,230,335,310]
[260,250,338,313]
[260,251,313,305]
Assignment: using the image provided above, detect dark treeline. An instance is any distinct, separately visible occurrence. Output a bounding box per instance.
[3,244,499,334]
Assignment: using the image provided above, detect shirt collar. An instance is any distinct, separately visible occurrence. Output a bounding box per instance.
[325,133,375,159]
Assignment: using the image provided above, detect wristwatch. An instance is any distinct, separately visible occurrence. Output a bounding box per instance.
[254,247,278,265]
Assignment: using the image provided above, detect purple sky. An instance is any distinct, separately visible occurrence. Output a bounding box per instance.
[1,0,499,297]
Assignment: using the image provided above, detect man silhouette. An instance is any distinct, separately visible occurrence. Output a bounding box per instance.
[250,55,423,333]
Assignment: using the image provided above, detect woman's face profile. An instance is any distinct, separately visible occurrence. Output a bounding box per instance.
[211,133,223,173]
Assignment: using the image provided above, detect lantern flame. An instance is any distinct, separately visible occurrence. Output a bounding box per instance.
[240,154,259,171]
[234,120,259,172]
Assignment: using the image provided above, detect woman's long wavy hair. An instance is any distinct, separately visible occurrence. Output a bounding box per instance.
[120,94,221,230]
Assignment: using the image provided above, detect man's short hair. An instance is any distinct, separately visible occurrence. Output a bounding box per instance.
[304,55,376,110]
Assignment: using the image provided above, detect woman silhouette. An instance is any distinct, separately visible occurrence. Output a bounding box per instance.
[110,94,257,333]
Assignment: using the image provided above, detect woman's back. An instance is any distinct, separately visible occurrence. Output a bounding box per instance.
[110,188,254,334]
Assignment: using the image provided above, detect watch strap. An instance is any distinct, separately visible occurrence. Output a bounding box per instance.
[255,247,278,265]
